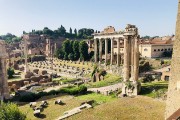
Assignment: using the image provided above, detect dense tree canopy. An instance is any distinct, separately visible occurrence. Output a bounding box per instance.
[79,40,89,61]
[56,39,91,61]
[0,33,21,43]
[26,26,94,39]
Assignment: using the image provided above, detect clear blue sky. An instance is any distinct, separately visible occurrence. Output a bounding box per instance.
[0,0,178,37]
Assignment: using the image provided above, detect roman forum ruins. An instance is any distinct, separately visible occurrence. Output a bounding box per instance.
[93,24,140,96]
[0,40,10,100]
[165,0,180,119]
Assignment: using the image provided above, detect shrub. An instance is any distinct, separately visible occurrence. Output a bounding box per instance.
[7,68,15,79]
[141,75,154,83]
[139,61,152,73]
[99,69,107,76]
[91,65,98,77]
[18,85,87,102]
[0,102,26,120]
[78,85,87,94]
[19,93,40,102]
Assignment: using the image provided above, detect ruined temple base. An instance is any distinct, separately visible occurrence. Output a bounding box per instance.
[121,81,141,97]
[21,71,34,79]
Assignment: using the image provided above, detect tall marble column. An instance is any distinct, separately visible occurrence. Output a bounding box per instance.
[94,39,98,63]
[24,38,29,73]
[0,41,10,100]
[54,43,57,53]
[123,36,130,81]
[134,36,139,82]
[117,38,120,66]
[130,36,135,81]
[105,39,108,65]
[99,39,102,62]
[110,38,114,65]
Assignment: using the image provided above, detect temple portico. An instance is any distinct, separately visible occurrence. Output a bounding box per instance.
[93,25,140,96]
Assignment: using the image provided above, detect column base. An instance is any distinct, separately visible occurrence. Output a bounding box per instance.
[121,81,141,97]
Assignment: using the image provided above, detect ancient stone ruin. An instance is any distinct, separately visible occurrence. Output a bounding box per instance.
[165,0,180,119]
[93,24,140,96]
[0,40,10,100]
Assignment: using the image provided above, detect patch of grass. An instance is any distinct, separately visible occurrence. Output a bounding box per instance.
[86,74,122,88]
[53,77,78,84]
[76,93,117,105]
[68,96,166,120]
[140,81,168,98]
[19,95,82,120]
[8,75,22,82]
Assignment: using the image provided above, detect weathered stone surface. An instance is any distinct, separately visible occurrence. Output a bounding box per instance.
[166,1,180,119]
[0,41,10,99]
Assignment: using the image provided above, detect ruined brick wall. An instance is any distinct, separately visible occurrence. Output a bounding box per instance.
[165,0,180,119]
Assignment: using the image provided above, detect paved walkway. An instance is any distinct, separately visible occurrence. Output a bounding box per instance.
[154,65,171,72]
[88,83,122,95]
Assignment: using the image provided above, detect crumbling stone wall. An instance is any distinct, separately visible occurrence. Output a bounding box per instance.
[165,0,180,119]
[8,75,51,89]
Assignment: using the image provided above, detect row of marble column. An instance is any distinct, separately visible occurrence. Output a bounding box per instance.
[94,38,122,66]
[94,36,139,82]
[123,36,139,82]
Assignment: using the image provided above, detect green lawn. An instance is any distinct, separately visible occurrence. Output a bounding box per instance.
[76,93,117,104]
[18,92,166,120]
[140,81,168,98]
[86,74,122,88]
[8,75,22,82]
[68,96,165,120]
[53,77,78,84]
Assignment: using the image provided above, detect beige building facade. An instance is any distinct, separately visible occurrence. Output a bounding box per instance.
[139,44,173,58]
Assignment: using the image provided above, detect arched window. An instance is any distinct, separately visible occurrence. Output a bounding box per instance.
[154,49,157,52]
[144,48,148,51]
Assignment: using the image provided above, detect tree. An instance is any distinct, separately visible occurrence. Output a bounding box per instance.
[62,40,71,55]
[55,49,64,59]
[78,28,94,39]
[12,37,21,42]
[73,40,80,60]
[68,53,74,60]
[79,41,89,61]
[43,27,53,36]
[0,102,26,120]
[69,27,72,34]
[74,29,77,37]
[57,25,66,37]
[64,53,68,60]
